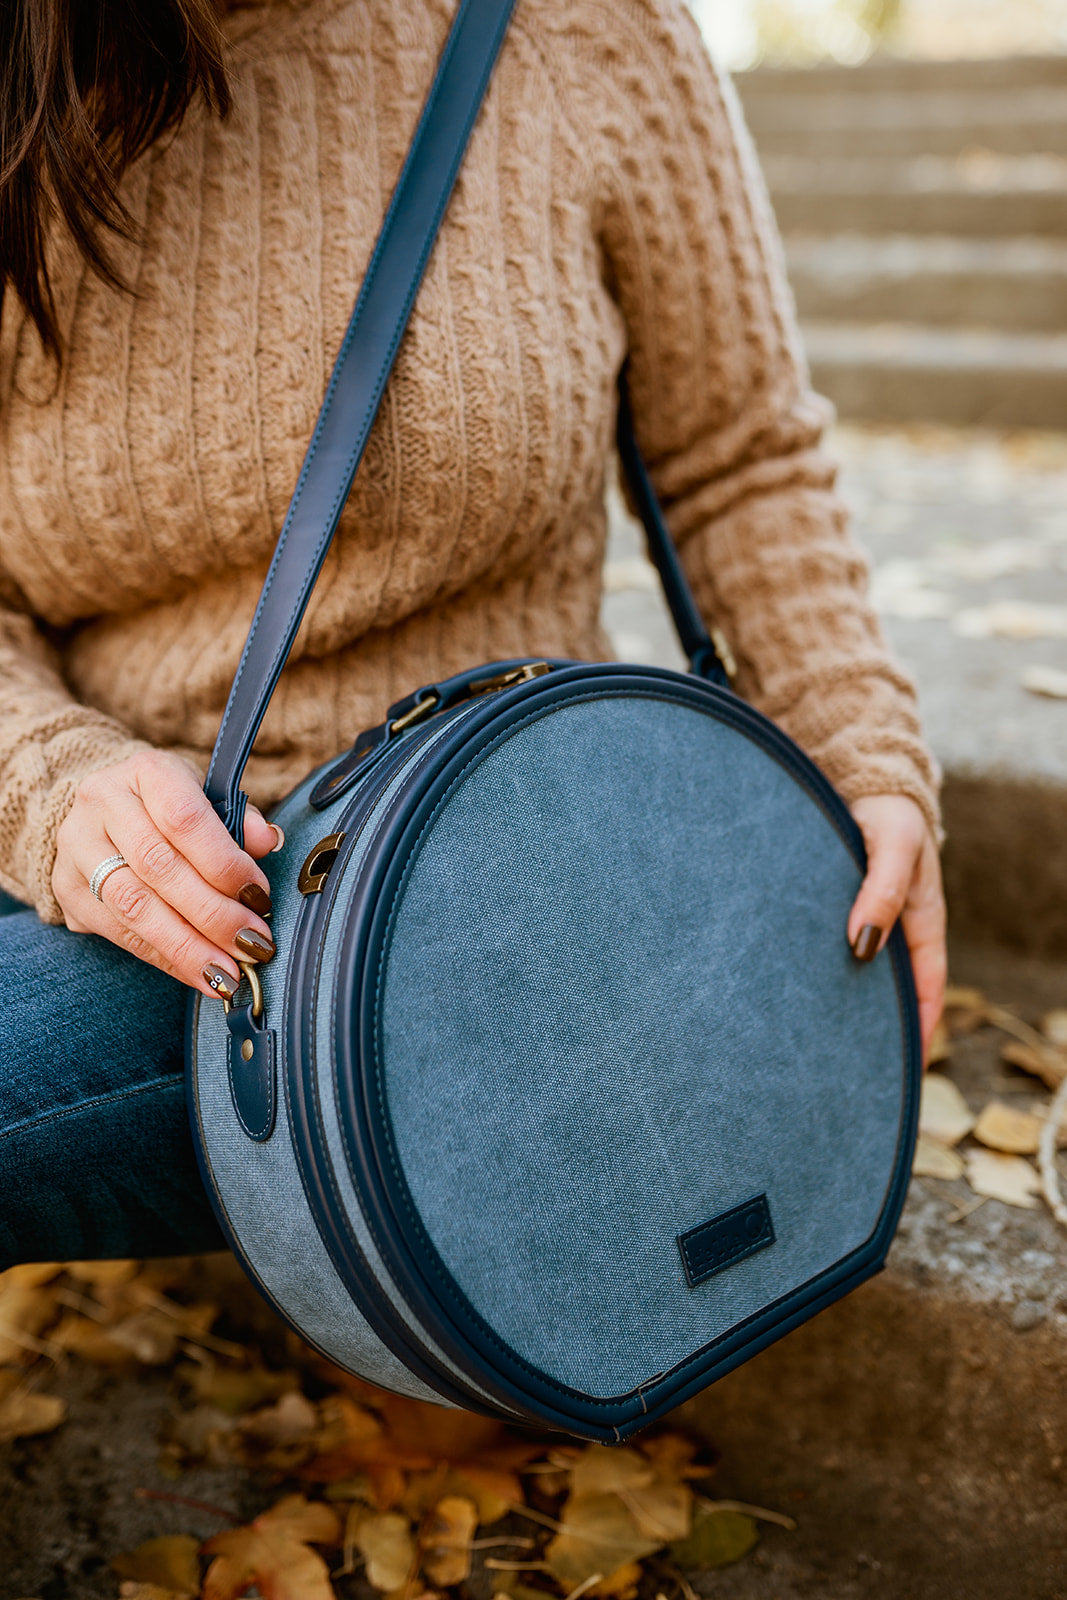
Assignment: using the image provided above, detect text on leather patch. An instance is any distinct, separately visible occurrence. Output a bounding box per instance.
[677,1194,775,1287]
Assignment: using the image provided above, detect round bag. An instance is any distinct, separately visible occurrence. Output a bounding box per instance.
[186,0,920,1441]
[189,656,919,1439]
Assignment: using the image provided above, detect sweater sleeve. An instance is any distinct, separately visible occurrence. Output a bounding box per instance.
[584,0,941,837]
[0,597,150,921]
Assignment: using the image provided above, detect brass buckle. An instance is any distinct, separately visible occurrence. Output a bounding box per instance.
[389,692,441,736]
[469,661,552,696]
[222,960,264,1021]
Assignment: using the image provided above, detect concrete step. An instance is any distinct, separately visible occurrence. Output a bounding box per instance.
[735,51,1067,102]
[763,155,1067,237]
[801,320,1067,427]
[785,234,1067,331]
[741,85,1067,159]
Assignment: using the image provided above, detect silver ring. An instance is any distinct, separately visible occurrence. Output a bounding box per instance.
[89,853,129,901]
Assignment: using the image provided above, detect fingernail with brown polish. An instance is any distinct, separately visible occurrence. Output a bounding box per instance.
[203,963,238,1000]
[238,882,273,917]
[235,928,275,962]
[853,924,882,963]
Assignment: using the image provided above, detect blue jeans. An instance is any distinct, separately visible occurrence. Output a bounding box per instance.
[0,893,225,1266]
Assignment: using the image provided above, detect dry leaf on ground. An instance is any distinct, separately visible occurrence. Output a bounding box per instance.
[589,1558,643,1598]
[619,1480,692,1543]
[0,1280,60,1363]
[942,986,988,1033]
[1001,1039,1067,1090]
[353,1510,418,1591]
[670,1507,758,1569]
[964,1149,1042,1209]
[973,1101,1046,1155]
[1021,665,1067,699]
[202,1494,341,1600]
[926,1018,951,1066]
[569,1446,653,1496]
[913,1135,965,1180]
[1040,1009,1067,1048]
[420,1494,478,1586]
[919,1074,975,1146]
[544,1492,661,1589]
[112,1534,201,1594]
[0,1370,66,1442]
[118,1584,195,1600]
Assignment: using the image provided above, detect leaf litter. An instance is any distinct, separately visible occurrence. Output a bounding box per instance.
[913,982,1067,1220]
[0,1260,791,1600]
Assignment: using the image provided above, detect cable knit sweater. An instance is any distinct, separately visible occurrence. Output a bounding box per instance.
[0,0,938,922]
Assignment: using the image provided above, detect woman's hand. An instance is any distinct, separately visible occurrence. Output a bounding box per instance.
[53,749,280,1002]
[847,793,946,1065]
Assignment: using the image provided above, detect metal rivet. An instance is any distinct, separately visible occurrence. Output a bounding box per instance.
[241,1039,254,1061]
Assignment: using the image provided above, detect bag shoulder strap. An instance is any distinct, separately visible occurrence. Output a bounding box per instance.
[204,0,725,843]
[204,0,519,838]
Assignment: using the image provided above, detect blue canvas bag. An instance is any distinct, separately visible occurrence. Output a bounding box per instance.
[186,0,920,1440]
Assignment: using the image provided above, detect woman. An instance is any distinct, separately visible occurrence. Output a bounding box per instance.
[0,0,944,1267]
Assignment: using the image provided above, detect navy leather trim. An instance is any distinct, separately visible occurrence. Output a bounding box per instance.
[282,711,503,1414]
[226,1004,277,1142]
[616,377,727,686]
[203,0,517,838]
[328,663,921,1435]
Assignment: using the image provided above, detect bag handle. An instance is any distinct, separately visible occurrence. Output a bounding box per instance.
[204,0,726,844]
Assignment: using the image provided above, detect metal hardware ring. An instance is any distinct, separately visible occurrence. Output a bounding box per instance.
[89,853,129,901]
[222,960,265,1020]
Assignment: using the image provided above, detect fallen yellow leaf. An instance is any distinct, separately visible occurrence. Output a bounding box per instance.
[545,1492,660,1590]
[590,1558,643,1598]
[973,1101,1045,1156]
[964,1149,1042,1209]
[355,1511,417,1591]
[919,1074,974,1147]
[202,1494,341,1600]
[570,1446,653,1496]
[619,1480,692,1542]
[66,1260,138,1287]
[0,1262,62,1289]
[420,1495,478,1587]
[1040,1009,1067,1048]
[926,1018,951,1066]
[912,1135,965,1180]
[1002,1039,1067,1090]
[118,1584,193,1600]
[112,1534,200,1593]
[0,1383,66,1442]
[0,1282,59,1363]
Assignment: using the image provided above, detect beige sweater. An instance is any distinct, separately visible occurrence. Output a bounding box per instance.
[0,0,938,922]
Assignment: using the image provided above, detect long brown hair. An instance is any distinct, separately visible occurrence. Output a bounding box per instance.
[0,0,231,357]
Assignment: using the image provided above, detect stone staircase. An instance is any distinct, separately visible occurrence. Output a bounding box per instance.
[734,54,1067,426]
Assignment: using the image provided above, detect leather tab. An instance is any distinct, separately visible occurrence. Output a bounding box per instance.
[226,1003,277,1143]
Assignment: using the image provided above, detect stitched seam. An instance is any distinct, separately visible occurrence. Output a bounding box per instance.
[0,1073,182,1145]
[367,684,905,1406]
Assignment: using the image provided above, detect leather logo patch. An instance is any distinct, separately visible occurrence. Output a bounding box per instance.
[677,1195,775,1287]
